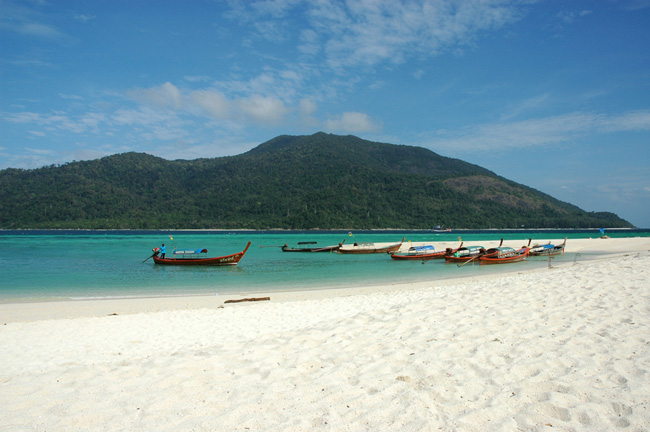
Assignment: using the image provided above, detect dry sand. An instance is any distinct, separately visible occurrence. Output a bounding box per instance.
[1,237,649,431]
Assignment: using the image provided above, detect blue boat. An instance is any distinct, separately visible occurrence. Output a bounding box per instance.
[529,238,567,256]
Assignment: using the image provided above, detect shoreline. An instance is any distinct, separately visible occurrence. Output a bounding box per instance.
[2,237,648,323]
[1,238,649,430]
[1,227,644,233]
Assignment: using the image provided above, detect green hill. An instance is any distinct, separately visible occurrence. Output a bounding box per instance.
[0,132,633,229]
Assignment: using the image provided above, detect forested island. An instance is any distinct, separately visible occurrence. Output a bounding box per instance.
[0,133,633,229]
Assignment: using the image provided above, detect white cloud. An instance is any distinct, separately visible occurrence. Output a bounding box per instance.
[78,113,106,133]
[184,75,212,83]
[623,0,650,11]
[326,111,381,133]
[557,9,592,24]
[299,98,319,127]
[500,93,551,120]
[126,81,292,126]
[190,90,231,118]
[25,147,56,156]
[3,111,98,134]
[429,110,650,152]
[299,98,317,116]
[111,107,182,128]
[14,21,64,38]
[0,1,67,40]
[74,14,96,23]
[298,28,320,55]
[127,82,184,109]
[238,94,289,125]
[236,0,525,69]
[598,110,650,132]
[59,93,84,100]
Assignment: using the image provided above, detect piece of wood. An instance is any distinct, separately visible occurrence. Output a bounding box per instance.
[224,297,270,304]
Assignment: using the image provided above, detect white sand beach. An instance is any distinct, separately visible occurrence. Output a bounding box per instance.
[1,237,649,431]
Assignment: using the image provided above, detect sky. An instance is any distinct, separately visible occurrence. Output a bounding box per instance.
[1,0,649,228]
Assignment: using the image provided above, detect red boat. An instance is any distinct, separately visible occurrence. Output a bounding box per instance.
[479,245,529,264]
[390,242,462,261]
[151,242,251,266]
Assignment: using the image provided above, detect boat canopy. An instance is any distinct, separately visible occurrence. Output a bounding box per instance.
[454,245,483,257]
[408,245,435,253]
[485,247,516,254]
[173,248,208,255]
[487,246,515,253]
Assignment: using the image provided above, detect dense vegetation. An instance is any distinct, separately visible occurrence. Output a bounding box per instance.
[0,132,633,229]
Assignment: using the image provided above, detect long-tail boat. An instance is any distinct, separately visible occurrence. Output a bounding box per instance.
[479,242,530,265]
[390,242,463,261]
[444,245,485,263]
[529,238,567,256]
[281,240,345,252]
[151,242,251,266]
[338,237,405,254]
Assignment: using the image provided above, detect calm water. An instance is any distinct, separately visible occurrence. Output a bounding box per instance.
[1,229,647,302]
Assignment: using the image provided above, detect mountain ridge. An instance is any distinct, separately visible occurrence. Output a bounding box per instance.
[0,133,633,229]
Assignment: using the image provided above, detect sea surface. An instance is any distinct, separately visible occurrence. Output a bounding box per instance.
[1,229,647,303]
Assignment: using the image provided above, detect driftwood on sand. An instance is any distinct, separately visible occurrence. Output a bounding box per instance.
[224,297,271,304]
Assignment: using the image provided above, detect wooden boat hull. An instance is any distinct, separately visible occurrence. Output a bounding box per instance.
[282,245,341,252]
[281,241,343,252]
[338,244,402,254]
[390,251,447,260]
[338,238,404,254]
[529,239,567,256]
[153,242,251,266]
[391,242,462,261]
[479,254,528,264]
[445,254,482,263]
[479,247,529,264]
[529,246,564,256]
[444,245,484,263]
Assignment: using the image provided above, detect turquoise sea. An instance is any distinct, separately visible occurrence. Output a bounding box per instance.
[1,229,648,303]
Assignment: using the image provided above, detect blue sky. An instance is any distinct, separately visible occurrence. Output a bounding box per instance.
[1,0,649,227]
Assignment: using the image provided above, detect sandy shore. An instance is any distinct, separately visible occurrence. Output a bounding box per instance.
[1,237,649,431]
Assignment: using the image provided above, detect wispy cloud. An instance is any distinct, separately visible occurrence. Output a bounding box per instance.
[73,14,96,23]
[126,81,291,126]
[127,82,185,110]
[229,0,527,70]
[500,94,551,121]
[0,0,66,39]
[325,111,381,133]
[2,111,106,134]
[59,93,84,100]
[557,9,592,24]
[238,94,290,125]
[429,110,650,152]
[620,0,650,11]
[12,21,64,38]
